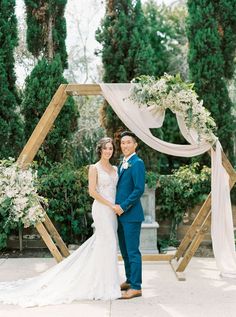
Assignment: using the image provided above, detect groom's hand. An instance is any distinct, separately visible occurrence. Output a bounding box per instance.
[112,204,124,216]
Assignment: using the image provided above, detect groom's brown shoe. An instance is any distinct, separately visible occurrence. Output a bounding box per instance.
[121,289,142,299]
[120,282,131,291]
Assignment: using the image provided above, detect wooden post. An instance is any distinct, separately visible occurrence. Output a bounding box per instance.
[16,85,70,262]
[17,84,68,167]
[43,214,70,258]
[36,222,64,263]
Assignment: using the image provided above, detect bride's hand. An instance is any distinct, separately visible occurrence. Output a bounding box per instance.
[112,204,124,216]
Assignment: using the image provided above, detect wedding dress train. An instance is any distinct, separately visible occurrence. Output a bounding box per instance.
[0,162,121,307]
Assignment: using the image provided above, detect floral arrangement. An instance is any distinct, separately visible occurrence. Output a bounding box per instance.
[130,73,217,145]
[0,158,47,228]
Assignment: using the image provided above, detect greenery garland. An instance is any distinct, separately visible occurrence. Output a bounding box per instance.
[130,73,217,145]
[0,158,47,228]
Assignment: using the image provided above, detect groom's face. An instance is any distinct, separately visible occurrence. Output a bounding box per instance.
[120,136,137,158]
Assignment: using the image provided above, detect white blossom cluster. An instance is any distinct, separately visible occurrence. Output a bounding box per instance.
[130,74,217,144]
[0,158,47,228]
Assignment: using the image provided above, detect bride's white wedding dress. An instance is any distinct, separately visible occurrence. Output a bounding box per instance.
[0,162,121,307]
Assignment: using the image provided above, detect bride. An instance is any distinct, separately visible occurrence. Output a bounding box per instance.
[0,137,121,307]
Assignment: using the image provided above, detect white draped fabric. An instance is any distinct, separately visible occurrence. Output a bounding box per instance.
[100,83,236,278]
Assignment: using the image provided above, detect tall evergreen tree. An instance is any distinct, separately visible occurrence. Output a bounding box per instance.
[25,0,67,68]
[96,0,160,168]
[144,1,189,79]
[0,0,24,158]
[143,1,191,172]
[23,0,78,163]
[187,0,236,163]
[22,56,77,162]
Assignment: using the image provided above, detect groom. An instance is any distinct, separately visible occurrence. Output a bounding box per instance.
[113,131,145,299]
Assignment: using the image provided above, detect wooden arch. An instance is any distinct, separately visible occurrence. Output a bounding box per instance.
[17,84,236,280]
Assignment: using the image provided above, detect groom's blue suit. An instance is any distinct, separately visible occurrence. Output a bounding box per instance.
[116,153,145,290]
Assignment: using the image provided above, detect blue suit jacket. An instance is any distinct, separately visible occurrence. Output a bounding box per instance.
[116,154,145,222]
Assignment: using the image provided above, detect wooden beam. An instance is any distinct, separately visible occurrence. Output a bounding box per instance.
[118,254,174,261]
[170,259,186,281]
[65,84,102,95]
[174,193,211,261]
[175,212,211,273]
[43,214,70,257]
[17,84,68,167]
[222,151,236,185]
[36,222,64,263]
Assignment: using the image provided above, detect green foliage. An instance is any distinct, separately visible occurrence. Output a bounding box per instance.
[187,0,236,163]
[156,162,211,240]
[0,0,24,158]
[215,0,236,79]
[143,1,188,78]
[38,162,93,244]
[146,171,159,189]
[22,55,78,163]
[0,201,18,250]
[96,0,156,83]
[25,0,68,67]
[63,96,105,168]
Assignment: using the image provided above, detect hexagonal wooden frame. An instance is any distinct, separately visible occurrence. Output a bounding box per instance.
[17,84,236,280]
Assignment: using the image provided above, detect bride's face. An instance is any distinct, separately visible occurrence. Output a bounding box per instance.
[101,142,113,160]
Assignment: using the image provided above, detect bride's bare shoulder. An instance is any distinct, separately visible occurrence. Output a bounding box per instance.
[89,163,98,172]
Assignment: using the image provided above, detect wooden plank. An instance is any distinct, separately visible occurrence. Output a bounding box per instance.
[170,258,186,281]
[43,214,70,257]
[36,222,63,263]
[174,193,211,261]
[17,85,68,167]
[118,254,174,261]
[222,151,236,182]
[175,212,211,272]
[65,84,102,95]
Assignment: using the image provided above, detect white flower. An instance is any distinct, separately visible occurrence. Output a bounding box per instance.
[0,159,47,228]
[130,74,217,145]
[123,162,129,169]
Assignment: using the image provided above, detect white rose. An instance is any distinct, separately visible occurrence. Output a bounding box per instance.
[123,162,129,169]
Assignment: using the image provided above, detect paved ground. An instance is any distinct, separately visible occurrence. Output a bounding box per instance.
[0,257,236,317]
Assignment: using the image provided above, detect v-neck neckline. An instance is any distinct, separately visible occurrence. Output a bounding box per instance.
[98,162,116,177]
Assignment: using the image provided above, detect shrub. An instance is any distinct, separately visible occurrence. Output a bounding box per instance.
[38,162,93,245]
[156,162,211,241]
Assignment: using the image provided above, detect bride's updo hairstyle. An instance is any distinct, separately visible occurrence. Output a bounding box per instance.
[96,137,115,159]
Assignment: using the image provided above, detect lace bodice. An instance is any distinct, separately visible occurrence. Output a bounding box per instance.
[95,162,118,203]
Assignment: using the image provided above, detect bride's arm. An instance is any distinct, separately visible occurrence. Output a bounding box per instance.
[88,165,115,209]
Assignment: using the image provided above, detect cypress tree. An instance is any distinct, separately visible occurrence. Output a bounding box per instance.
[187,0,236,162]
[22,55,77,162]
[143,1,170,77]
[143,1,191,172]
[23,0,78,163]
[96,0,160,167]
[0,0,24,158]
[25,0,67,67]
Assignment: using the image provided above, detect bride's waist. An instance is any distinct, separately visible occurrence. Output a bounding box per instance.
[94,195,115,204]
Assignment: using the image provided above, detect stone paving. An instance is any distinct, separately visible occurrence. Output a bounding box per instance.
[0,257,236,317]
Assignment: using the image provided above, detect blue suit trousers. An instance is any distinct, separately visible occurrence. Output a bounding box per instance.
[118,220,142,290]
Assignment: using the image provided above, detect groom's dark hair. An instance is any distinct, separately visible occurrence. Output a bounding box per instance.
[120,131,137,143]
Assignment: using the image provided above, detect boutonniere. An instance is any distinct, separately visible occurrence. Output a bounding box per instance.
[123,162,132,170]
